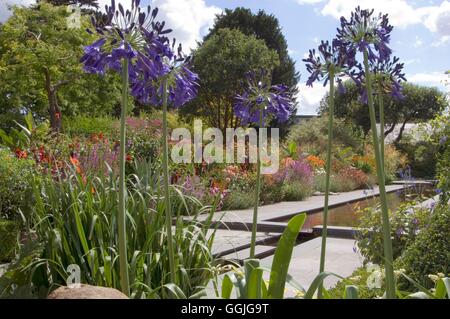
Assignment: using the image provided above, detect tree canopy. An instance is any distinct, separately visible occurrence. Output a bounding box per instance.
[204,7,299,93]
[181,28,279,131]
[0,3,122,131]
[319,81,448,142]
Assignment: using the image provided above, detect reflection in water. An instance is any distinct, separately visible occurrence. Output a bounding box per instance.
[300,187,430,231]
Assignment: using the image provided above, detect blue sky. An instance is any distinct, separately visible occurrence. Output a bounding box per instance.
[1,0,449,114]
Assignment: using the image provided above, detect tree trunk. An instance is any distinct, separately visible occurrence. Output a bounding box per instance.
[44,68,62,132]
[384,122,396,137]
[394,119,409,144]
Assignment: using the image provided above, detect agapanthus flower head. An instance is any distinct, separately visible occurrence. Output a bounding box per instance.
[234,69,293,125]
[303,39,355,93]
[130,38,199,107]
[81,0,170,75]
[351,56,406,103]
[81,0,199,108]
[335,6,393,63]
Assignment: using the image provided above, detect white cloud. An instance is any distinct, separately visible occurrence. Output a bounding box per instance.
[320,0,425,28]
[299,0,450,43]
[296,83,327,115]
[97,1,222,52]
[150,0,221,52]
[408,71,449,91]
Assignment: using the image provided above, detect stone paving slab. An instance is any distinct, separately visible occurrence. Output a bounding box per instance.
[209,229,278,255]
[260,237,362,294]
[205,237,362,298]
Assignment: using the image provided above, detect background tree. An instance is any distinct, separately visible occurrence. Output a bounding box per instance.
[0,3,122,132]
[319,81,448,142]
[196,7,299,136]
[181,28,279,131]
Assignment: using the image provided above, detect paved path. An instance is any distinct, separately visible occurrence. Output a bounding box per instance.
[205,237,362,298]
[260,237,362,295]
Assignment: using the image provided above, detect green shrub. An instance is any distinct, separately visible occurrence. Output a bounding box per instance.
[314,174,356,193]
[222,189,255,210]
[287,116,364,155]
[260,177,284,205]
[328,267,385,299]
[356,201,430,265]
[396,203,450,289]
[282,180,313,201]
[0,219,19,262]
[62,116,116,137]
[0,149,36,221]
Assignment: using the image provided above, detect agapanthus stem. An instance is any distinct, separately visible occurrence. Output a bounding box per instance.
[378,89,385,172]
[249,109,264,258]
[363,50,396,299]
[118,58,130,295]
[318,70,335,299]
[162,78,176,283]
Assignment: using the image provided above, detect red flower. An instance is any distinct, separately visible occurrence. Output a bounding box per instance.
[126,154,133,162]
[15,148,28,159]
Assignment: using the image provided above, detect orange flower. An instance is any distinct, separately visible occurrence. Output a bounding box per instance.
[70,156,82,174]
[15,148,28,159]
[306,155,325,168]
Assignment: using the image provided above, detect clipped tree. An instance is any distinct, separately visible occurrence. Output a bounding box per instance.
[181,28,279,131]
[204,7,300,135]
[0,3,122,132]
[319,81,448,141]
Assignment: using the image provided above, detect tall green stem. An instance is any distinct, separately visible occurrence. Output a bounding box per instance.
[118,58,130,295]
[378,89,385,171]
[363,50,396,298]
[162,78,176,283]
[318,70,335,299]
[249,109,264,258]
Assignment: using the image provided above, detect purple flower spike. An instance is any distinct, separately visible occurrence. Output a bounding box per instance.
[233,70,293,125]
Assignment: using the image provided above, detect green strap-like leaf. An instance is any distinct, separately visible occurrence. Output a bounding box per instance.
[267,213,306,299]
[434,278,450,299]
[344,285,359,299]
[247,267,264,299]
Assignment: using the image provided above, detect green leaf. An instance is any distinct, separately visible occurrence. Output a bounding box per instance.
[434,278,450,299]
[221,274,234,299]
[267,213,306,299]
[247,267,264,299]
[304,272,343,299]
[344,285,359,299]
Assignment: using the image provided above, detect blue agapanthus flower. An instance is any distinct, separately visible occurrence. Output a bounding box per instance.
[130,37,199,107]
[335,6,393,64]
[303,39,357,93]
[351,56,406,103]
[81,0,198,107]
[234,70,293,125]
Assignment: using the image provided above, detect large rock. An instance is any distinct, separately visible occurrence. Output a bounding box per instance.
[48,284,128,299]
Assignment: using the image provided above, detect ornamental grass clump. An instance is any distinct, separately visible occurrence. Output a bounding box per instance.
[81,0,198,292]
[233,69,293,258]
